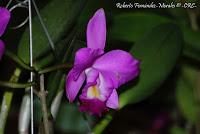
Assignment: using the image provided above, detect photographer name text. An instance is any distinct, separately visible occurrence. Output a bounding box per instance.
[116,2,197,9]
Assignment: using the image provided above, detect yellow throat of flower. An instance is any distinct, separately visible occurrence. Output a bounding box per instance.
[87,86,101,99]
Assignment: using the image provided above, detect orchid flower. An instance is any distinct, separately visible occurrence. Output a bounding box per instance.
[0,7,10,60]
[66,8,140,115]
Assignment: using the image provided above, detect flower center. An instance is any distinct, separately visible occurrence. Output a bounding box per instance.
[87,86,100,99]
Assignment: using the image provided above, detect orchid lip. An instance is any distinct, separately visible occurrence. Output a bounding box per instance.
[87,85,101,99]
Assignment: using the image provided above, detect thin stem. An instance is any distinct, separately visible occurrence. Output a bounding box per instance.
[6,0,12,8]
[93,114,113,134]
[9,0,29,29]
[187,9,199,31]
[0,68,21,134]
[39,74,50,134]
[11,17,29,29]
[0,81,34,89]
[62,33,77,63]
[9,0,28,11]
[5,50,34,71]
[32,0,57,57]
[38,63,72,74]
[195,72,200,134]
[28,0,34,133]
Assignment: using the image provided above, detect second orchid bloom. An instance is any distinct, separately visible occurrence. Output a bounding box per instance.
[0,7,10,60]
[66,8,140,115]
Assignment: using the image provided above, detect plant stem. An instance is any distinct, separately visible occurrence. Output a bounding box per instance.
[93,114,113,134]
[0,81,34,89]
[39,74,50,134]
[38,63,72,74]
[0,68,21,134]
[187,9,199,31]
[195,72,200,134]
[32,0,56,57]
[5,50,34,71]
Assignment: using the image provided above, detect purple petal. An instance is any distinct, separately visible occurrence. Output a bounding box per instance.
[87,8,106,50]
[98,71,115,100]
[66,69,86,102]
[0,7,10,36]
[106,89,119,109]
[0,40,5,60]
[85,68,99,83]
[73,48,103,80]
[93,50,140,88]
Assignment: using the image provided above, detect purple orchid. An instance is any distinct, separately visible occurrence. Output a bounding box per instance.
[66,8,140,115]
[0,7,10,60]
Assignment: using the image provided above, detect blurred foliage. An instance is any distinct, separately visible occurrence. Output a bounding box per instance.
[109,13,171,42]
[120,23,183,107]
[176,63,200,123]
[171,126,187,134]
[181,25,200,61]
[55,102,88,134]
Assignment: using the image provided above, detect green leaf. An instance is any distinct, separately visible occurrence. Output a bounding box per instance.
[119,23,183,107]
[33,37,69,70]
[33,27,79,71]
[109,12,200,62]
[170,126,187,134]
[167,8,188,22]
[17,0,86,65]
[109,13,171,42]
[55,102,88,133]
[176,64,200,123]
[176,77,200,123]
[181,62,198,86]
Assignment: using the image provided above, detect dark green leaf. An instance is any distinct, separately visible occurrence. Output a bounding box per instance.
[170,126,187,134]
[55,102,88,133]
[119,23,183,107]
[17,0,86,65]
[176,64,200,123]
[176,77,200,123]
[33,27,80,71]
[33,38,69,71]
[167,7,188,22]
[181,25,200,61]
[109,12,200,61]
[109,13,171,42]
